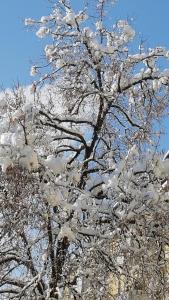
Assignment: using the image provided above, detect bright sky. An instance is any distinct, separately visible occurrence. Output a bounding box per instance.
[0,0,169,149]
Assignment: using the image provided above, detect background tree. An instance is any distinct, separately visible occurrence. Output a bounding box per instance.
[1,0,169,299]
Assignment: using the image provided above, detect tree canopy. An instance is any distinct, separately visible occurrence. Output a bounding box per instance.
[1,0,169,299]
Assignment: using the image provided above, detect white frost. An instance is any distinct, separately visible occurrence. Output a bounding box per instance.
[63,9,76,27]
[0,157,12,172]
[30,66,38,77]
[36,27,49,38]
[19,146,39,171]
[0,133,13,146]
[45,155,66,175]
[58,224,75,241]
[11,132,25,149]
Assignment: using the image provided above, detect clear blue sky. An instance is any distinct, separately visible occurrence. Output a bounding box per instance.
[0,0,169,149]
